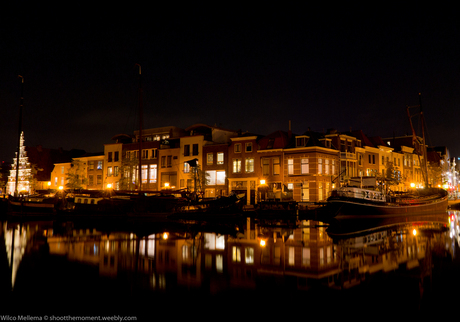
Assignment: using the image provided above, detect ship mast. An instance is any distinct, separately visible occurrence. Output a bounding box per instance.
[14,75,24,196]
[136,64,143,194]
[407,93,429,188]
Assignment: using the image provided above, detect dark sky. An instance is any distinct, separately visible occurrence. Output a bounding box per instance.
[1,7,459,163]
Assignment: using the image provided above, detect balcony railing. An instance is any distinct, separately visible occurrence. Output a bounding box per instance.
[340,152,356,160]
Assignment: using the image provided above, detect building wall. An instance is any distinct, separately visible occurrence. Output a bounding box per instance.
[50,162,71,190]
[284,148,339,203]
[202,143,229,198]
[228,136,260,205]
[104,143,123,190]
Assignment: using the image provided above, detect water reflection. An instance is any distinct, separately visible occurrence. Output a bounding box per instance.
[1,212,459,316]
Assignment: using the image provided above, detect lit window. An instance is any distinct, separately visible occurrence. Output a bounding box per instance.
[216,171,225,185]
[206,171,216,185]
[245,158,254,173]
[216,254,223,273]
[149,164,157,183]
[232,246,241,262]
[97,161,103,170]
[302,247,310,266]
[288,159,294,175]
[273,157,280,175]
[233,159,241,173]
[142,165,148,183]
[217,152,224,164]
[288,247,295,266]
[301,158,309,174]
[245,247,254,264]
[216,235,225,250]
[184,162,190,173]
[107,166,112,177]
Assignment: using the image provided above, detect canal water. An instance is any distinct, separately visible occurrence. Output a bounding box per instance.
[1,211,459,319]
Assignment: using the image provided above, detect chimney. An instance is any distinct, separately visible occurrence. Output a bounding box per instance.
[288,120,292,139]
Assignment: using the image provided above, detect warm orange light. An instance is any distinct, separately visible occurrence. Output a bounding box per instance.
[260,239,266,247]
[260,179,266,185]
[162,232,169,240]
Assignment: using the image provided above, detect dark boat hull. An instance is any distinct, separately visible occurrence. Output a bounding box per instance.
[326,196,448,217]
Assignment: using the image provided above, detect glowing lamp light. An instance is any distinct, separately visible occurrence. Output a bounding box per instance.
[106,183,113,189]
[260,179,266,185]
[162,232,169,240]
[412,229,417,236]
[164,182,170,189]
[58,186,63,191]
[259,239,266,247]
[410,183,415,188]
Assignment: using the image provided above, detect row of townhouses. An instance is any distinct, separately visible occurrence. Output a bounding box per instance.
[4,123,459,204]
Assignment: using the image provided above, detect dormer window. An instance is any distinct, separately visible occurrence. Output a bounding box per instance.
[296,136,308,147]
[267,138,275,149]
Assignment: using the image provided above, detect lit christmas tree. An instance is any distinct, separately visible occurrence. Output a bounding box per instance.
[7,132,33,195]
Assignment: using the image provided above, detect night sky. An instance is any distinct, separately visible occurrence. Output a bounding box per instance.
[1,7,459,163]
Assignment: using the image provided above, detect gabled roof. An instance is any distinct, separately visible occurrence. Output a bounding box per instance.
[25,146,86,181]
[426,149,442,165]
[258,131,291,150]
[369,136,389,148]
[344,130,375,147]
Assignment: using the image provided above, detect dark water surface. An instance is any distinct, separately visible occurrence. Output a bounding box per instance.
[1,211,459,319]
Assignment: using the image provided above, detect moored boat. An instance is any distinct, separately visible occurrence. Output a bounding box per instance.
[7,193,60,215]
[327,95,448,218]
[327,178,448,217]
